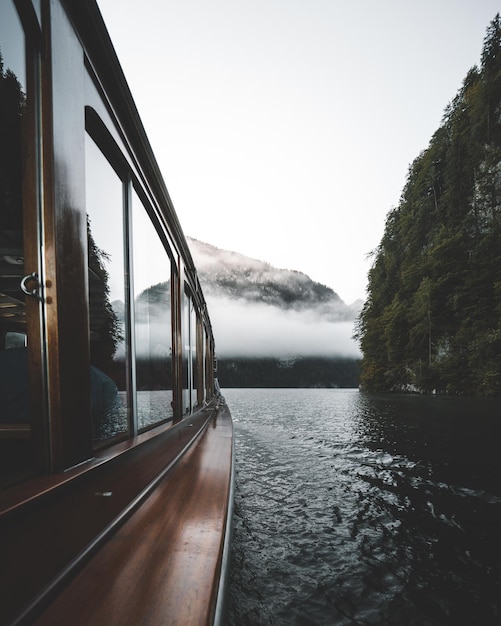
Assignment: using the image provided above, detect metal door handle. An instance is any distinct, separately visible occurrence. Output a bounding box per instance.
[20,272,42,299]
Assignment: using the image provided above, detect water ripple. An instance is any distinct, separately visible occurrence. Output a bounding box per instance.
[225,389,501,625]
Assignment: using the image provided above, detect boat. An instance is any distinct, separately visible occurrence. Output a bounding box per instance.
[0,0,234,623]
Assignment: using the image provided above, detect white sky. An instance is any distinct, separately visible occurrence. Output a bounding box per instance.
[97,0,500,305]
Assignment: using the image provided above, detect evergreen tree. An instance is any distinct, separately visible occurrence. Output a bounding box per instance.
[356,15,501,396]
[0,49,25,231]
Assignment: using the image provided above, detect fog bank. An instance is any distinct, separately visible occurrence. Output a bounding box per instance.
[207,296,361,358]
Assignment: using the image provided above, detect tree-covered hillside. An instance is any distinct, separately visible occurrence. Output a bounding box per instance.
[188,237,360,320]
[355,15,501,396]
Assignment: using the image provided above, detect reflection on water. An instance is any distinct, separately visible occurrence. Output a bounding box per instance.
[225,388,501,625]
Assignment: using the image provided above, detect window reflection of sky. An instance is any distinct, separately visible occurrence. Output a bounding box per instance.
[0,1,25,89]
[85,133,125,303]
[85,138,171,302]
[131,189,171,295]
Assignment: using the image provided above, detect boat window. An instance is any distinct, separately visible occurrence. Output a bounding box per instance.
[0,0,32,484]
[204,331,210,400]
[85,133,130,444]
[207,335,215,400]
[0,3,26,87]
[180,285,199,414]
[131,189,173,429]
[190,299,197,409]
[181,285,192,415]
[197,320,206,405]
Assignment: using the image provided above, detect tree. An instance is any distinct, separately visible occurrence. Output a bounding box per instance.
[356,16,501,396]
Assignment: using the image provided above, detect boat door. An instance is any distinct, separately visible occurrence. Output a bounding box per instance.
[0,0,48,486]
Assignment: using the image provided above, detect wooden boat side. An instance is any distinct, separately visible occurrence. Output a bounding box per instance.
[0,401,233,625]
[1,2,234,623]
[31,402,234,626]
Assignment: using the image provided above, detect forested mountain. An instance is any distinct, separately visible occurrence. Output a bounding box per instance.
[131,239,362,387]
[188,237,361,320]
[188,239,361,383]
[355,15,501,396]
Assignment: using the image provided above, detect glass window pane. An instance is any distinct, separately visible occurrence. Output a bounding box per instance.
[191,301,197,408]
[0,1,26,90]
[197,321,205,405]
[181,286,191,415]
[0,1,30,483]
[132,190,173,429]
[85,134,128,443]
[204,332,209,400]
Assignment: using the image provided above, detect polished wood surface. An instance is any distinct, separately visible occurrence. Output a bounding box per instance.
[0,423,30,439]
[43,0,93,471]
[0,410,213,625]
[33,404,233,626]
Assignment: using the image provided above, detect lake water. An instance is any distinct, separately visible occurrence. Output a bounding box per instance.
[223,388,501,625]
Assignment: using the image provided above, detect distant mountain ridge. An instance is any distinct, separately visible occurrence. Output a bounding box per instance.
[188,237,361,321]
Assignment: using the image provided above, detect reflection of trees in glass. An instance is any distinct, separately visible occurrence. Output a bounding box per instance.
[87,218,123,371]
[0,48,25,239]
[135,281,171,318]
[1,49,26,339]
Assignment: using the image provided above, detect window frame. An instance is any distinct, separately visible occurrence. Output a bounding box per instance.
[86,108,181,443]
[130,180,176,434]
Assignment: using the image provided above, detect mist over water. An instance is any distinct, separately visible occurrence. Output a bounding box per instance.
[224,389,501,625]
[207,297,361,358]
[188,238,362,359]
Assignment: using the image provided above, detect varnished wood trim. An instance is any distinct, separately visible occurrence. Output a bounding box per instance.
[0,406,218,625]
[0,424,31,439]
[213,409,235,625]
[32,404,234,626]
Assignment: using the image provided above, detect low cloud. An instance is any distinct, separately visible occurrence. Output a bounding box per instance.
[207,296,361,358]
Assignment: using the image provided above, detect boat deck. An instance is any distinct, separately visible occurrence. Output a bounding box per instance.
[32,404,234,626]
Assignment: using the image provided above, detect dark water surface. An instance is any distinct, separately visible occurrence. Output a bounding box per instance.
[223,388,501,625]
